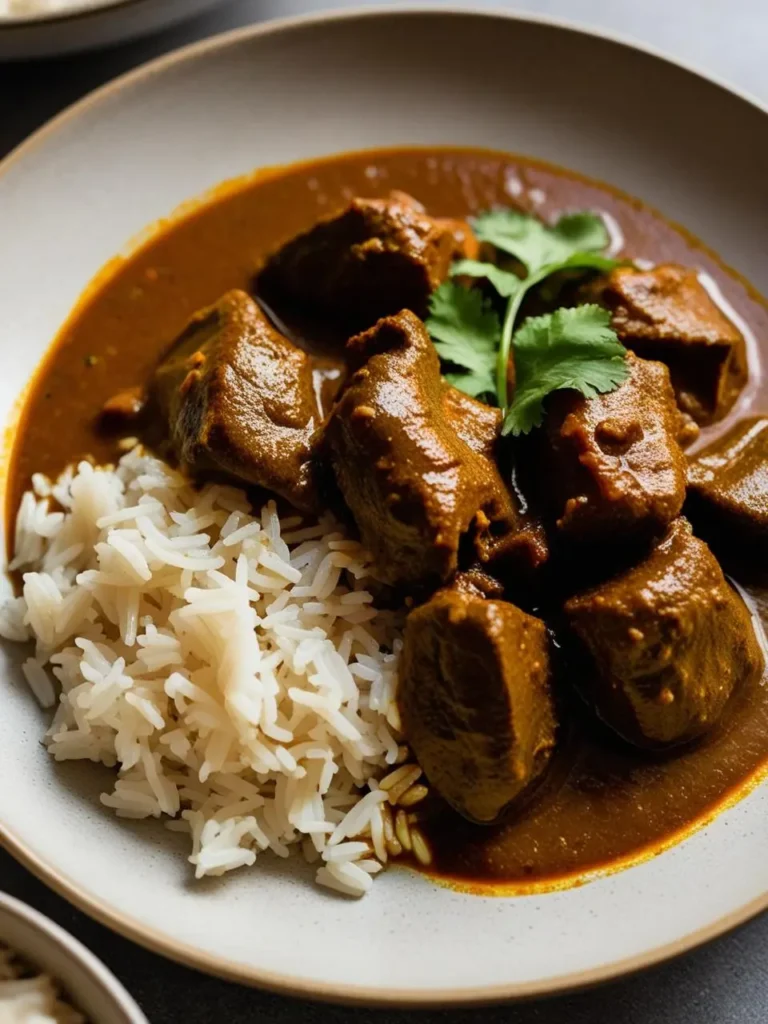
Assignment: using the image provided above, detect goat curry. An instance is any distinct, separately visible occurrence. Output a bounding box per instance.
[8,147,768,893]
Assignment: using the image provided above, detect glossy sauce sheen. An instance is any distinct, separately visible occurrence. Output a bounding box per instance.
[8,148,768,892]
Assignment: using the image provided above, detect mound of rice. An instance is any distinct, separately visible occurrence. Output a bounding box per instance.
[0,447,428,897]
[0,943,84,1023]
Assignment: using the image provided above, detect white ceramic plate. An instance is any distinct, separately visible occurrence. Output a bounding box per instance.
[1,7,768,1006]
[0,893,147,1023]
[0,0,227,60]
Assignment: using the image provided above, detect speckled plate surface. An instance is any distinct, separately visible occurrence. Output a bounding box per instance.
[1,7,768,1006]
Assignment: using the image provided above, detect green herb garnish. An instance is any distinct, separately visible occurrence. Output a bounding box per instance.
[503,305,629,436]
[427,281,500,399]
[450,259,521,298]
[473,209,613,273]
[425,208,629,433]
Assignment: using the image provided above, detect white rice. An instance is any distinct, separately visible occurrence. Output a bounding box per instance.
[0,943,85,1023]
[1,447,405,897]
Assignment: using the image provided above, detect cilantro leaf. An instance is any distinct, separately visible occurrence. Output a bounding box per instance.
[473,209,610,274]
[502,305,629,436]
[559,252,624,273]
[552,213,612,255]
[425,207,628,417]
[426,281,500,399]
[450,259,522,298]
[443,370,495,399]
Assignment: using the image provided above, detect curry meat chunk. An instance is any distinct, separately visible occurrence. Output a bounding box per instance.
[325,310,544,590]
[149,289,320,513]
[590,264,747,424]
[687,416,768,555]
[541,352,687,545]
[399,580,556,823]
[440,383,502,458]
[259,191,476,331]
[441,380,549,573]
[566,518,763,748]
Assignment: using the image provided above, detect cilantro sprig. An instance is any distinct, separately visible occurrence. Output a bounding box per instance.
[504,305,628,435]
[426,207,629,434]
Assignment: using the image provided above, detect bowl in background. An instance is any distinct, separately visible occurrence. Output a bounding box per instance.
[0,893,147,1023]
[0,0,230,60]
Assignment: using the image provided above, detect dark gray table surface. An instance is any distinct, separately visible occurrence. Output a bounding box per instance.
[2,1,768,1021]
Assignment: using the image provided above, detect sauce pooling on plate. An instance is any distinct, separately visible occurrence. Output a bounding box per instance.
[8,146,768,894]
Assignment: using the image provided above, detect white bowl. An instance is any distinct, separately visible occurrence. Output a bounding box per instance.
[0,893,147,1023]
[0,0,228,60]
[1,6,768,1007]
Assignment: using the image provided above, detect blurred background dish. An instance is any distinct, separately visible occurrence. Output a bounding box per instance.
[0,0,231,60]
[0,892,147,1023]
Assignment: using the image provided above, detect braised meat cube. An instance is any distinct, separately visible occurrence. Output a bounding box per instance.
[325,311,544,589]
[565,518,763,748]
[589,264,747,424]
[149,289,320,512]
[541,352,687,545]
[399,581,556,823]
[259,191,476,331]
[687,416,768,556]
[441,383,502,457]
[443,383,550,576]
[451,566,506,599]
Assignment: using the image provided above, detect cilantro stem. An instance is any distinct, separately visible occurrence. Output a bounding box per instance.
[496,265,550,411]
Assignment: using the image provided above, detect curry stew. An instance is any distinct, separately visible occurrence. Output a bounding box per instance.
[8,147,768,893]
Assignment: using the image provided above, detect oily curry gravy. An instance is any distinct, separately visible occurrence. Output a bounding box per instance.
[8,147,768,894]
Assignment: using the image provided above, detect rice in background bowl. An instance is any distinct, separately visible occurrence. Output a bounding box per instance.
[0,0,228,60]
[0,0,121,17]
[0,894,147,1024]
[1,941,85,1023]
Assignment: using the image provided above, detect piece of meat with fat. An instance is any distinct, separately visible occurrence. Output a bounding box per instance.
[325,310,544,590]
[398,578,556,824]
[148,289,320,512]
[540,352,687,546]
[565,518,763,748]
[258,191,477,331]
[687,416,768,558]
[587,263,747,425]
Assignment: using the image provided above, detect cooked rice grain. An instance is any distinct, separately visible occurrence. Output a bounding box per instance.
[1,448,409,896]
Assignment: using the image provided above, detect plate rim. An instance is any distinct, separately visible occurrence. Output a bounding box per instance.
[2,4,768,1005]
[1,4,766,137]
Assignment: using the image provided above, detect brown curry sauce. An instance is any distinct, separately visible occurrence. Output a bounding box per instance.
[8,147,768,894]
